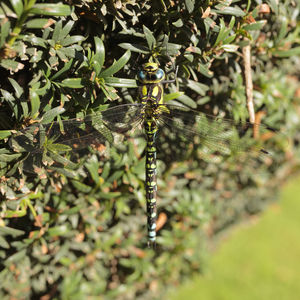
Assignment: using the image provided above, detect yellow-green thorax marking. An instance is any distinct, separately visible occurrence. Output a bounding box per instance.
[137,62,166,247]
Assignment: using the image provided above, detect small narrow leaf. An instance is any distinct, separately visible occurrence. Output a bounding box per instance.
[243,20,267,31]
[0,130,12,139]
[273,47,300,57]
[41,107,65,124]
[100,50,131,77]
[60,78,85,88]
[71,180,92,193]
[220,44,239,52]
[25,18,50,29]
[30,90,40,117]
[9,0,23,17]
[185,0,195,13]
[94,37,105,71]
[104,77,137,88]
[172,19,184,28]
[48,225,69,237]
[0,59,24,73]
[143,25,156,50]
[50,59,74,80]
[59,20,75,40]
[213,6,245,17]
[61,35,85,46]
[0,18,10,47]
[8,78,23,98]
[163,92,184,102]
[30,4,73,16]
[118,43,149,54]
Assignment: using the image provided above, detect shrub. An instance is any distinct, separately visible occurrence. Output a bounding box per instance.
[0,0,299,299]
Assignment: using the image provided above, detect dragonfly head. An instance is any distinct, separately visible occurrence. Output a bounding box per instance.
[138,62,165,84]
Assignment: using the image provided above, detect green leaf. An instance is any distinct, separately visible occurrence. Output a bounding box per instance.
[100,84,119,100]
[59,20,75,40]
[41,107,65,124]
[220,44,239,52]
[6,249,26,264]
[104,77,137,88]
[214,18,226,47]
[71,180,92,193]
[164,43,182,56]
[163,92,184,102]
[243,20,267,31]
[60,78,85,88]
[8,78,23,98]
[58,47,76,59]
[214,17,235,47]
[143,25,156,50]
[50,167,78,178]
[29,90,40,117]
[223,34,236,44]
[0,226,25,237]
[0,130,12,139]
[25,18,50,29]
[52,20,62,42]
[97,191,121,199]
[100,50,131,77]
[34,79,51,96]
[118,43,149,54]
[85,156,100,184]
[9,0,23,17]
[48,152,78,170]
[61,36,85,47]
[213,6,245,17]
[268,0,279,14]
[0,59,24,73]
[3,209,26,218]
[94,37,105,71]
[48,225,69,237]
[107,170,123,183]
[0,18,10,47]
[204,17,219,35]
[50,59,74,81]
[276,17,288,44]
[92,60,102,76]
[273,47,300,57]
[186,79,208,95]
[175,94,197,108]
[185,0,194,13]
[198,63,213,78]
[0,236,9,249]
[172,19,184,28]
[48,143,72,153]
[24,35,47,47]
[30,4,73,16]
[1,89,15,102]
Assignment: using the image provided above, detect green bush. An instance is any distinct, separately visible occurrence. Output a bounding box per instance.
[0,0,299,299]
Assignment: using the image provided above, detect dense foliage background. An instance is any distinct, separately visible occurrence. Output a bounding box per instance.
[0,0,299,299]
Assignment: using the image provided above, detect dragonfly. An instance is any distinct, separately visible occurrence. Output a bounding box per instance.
[9,60,283,247]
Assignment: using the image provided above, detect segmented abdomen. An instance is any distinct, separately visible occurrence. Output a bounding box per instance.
[144,120,158,246]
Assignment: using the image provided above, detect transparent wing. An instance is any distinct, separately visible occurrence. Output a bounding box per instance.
[156,104,286,171]
[9,104,145,172]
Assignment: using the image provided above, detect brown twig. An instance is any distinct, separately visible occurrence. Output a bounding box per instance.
[243,42,255,124]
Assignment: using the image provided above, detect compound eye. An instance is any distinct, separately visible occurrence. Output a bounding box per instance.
[156,69,165,80]
[138,70,146,81]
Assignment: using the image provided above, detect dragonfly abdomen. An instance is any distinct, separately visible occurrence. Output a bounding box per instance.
[144,119,159,247]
